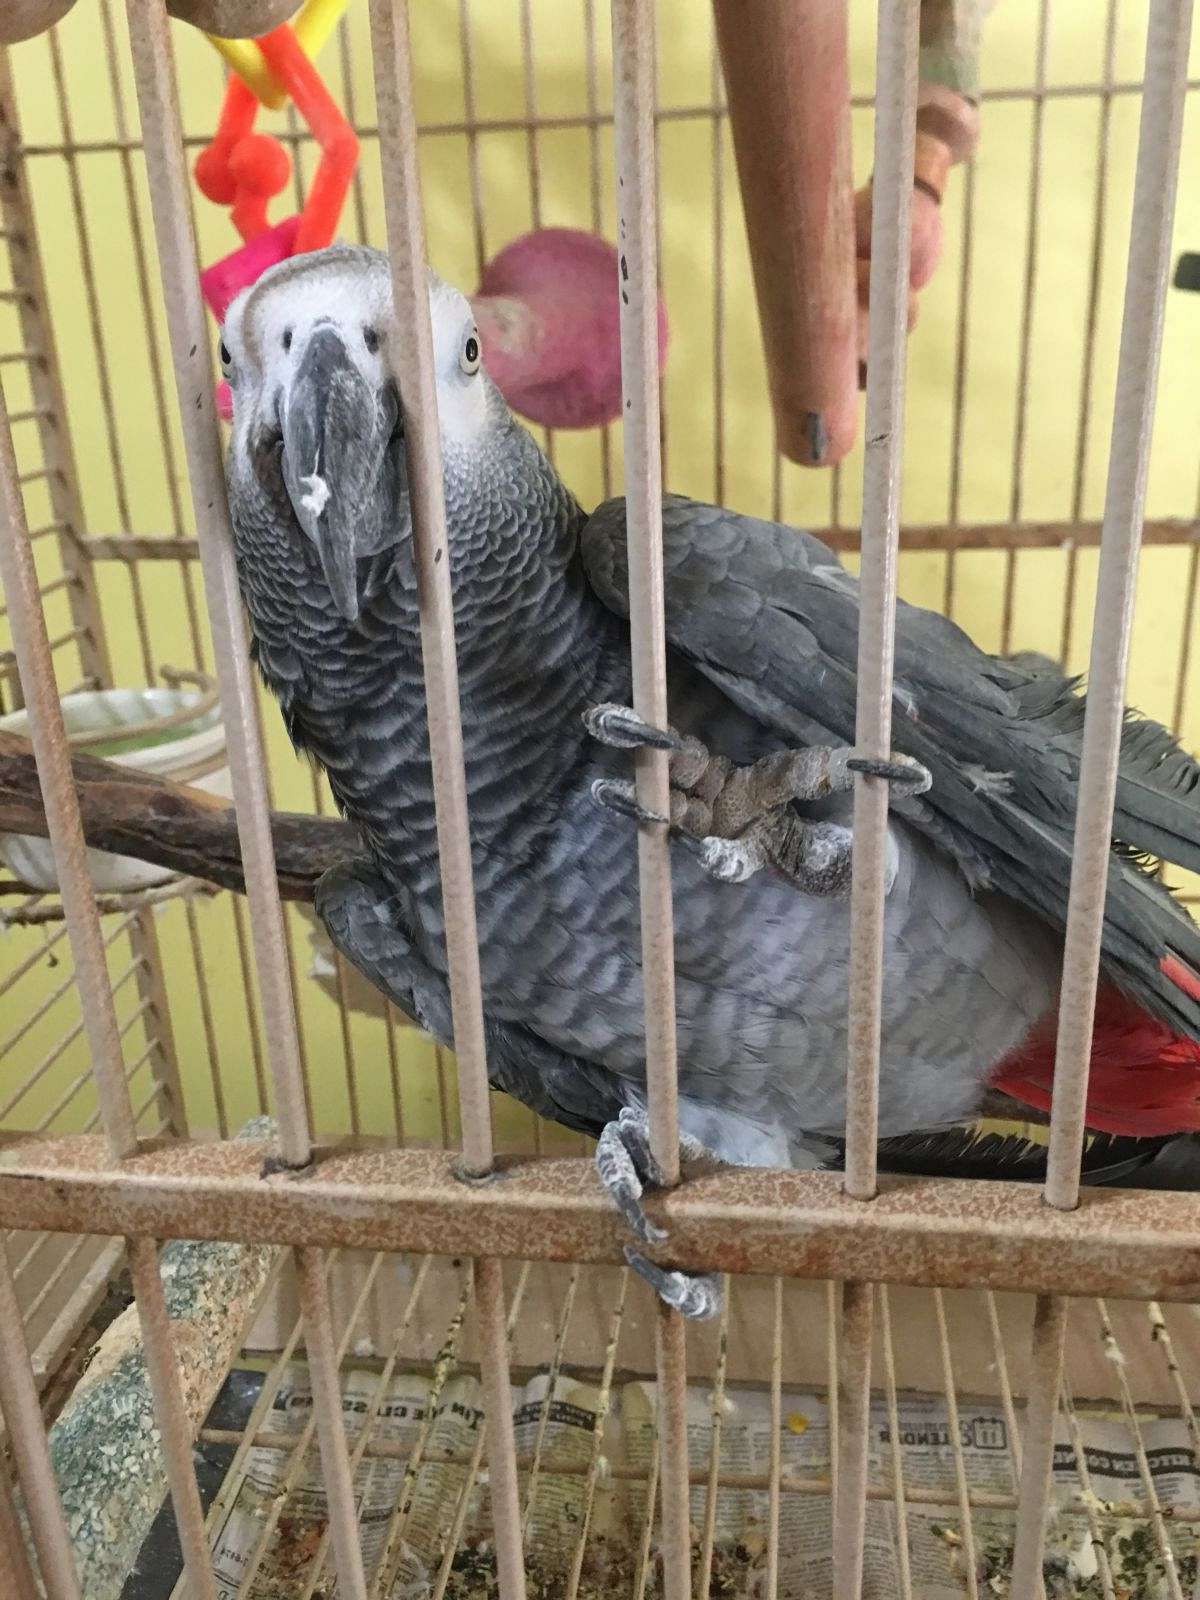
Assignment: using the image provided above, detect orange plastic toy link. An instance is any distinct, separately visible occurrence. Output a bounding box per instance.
[257,25,358,255]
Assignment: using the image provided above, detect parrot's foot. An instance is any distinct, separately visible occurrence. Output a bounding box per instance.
[595,1105,669,1244]
[585,705,931,894]
[595,1107,724,1320]
[624,1247,723,1320]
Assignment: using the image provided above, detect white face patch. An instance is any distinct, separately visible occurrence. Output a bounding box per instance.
[225,247,498,456]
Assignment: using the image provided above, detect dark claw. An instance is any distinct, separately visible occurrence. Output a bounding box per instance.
[590,778,668,828]
[583,702,683,752]
[624,1247,724,1320]
[846,755,933,794]
[596,1111,668,1245]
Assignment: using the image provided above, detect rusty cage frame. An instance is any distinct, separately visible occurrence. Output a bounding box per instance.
[0,0,1199,1597]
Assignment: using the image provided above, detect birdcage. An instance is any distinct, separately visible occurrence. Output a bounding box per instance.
[1,0,1199,1596]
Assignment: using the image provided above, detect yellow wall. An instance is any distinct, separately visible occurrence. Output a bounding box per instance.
[1,0,1198,1150]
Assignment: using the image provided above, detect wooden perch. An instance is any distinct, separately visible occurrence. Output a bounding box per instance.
[0,731,357,902]
[713,0,858,468]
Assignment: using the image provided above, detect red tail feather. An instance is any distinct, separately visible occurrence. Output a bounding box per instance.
[992,984,1200,1137]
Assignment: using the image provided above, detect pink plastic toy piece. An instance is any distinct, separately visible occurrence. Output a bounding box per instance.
[216,380,235,422]
[201,214,300,322]
[471,228,668,431]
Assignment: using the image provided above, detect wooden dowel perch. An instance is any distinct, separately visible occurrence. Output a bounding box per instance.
[713,0,858,467]
[0,730,356,901]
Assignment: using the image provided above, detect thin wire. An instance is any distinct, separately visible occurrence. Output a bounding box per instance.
[1044,0,1194,1209]
[999,0,1051,656]
[563,1268,630,1600]
[521,1266,582,1539]
[0,1251,82,1599]
[877,1286,913,1599]
[1060,1376,1118,1600]
[97,0,205,666]
[427,1265,532,1600]
[1096,1299,1185,1600]
[1061,0,1121,666]
[766,1277,783,1600]
[932,1290,979,1598]
[296,1256,435,1600]
[943,157,977,619]
[45,29,156,686]
[696,1278,732,1600]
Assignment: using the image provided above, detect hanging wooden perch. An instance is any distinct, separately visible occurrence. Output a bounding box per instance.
[712,0,858,467]
[0,730,355,900]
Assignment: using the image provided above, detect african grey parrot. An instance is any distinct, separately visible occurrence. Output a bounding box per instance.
[221,244,1200,1318]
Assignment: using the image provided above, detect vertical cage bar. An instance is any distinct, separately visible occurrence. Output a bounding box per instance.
[696,1280,731,1600]
[877,1286,913,1600]
[0,55,113,698]
[766,1277,783,1600]
[124,1239,225,1600]
[0,380,135,1158]
[610,6,689,1597]
[293,1247,369,1600]
[1060,1377,1117,1600]
[1,372,222,1599]
[473,1257,527,1600]
[0,1252,81,1600]
[124,0,311,1171]
[1061,0,1120,666]
[367,0,495,1178]
[1009,1295,1069,1600]
[835,8,915,1589]
[366,9,526,1600]
[611,0,680,1183]
[1043,0,1194,1209]
[932,1290,978,1598]
[654,1300,691,1600]
[998,0,1050,657]
[122,12,374,1595]
[833,1278,874,1600]
[842,0,918,1201]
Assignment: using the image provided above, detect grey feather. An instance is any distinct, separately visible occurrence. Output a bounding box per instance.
[581,494,1200,1040]
[223,251,1200,1187]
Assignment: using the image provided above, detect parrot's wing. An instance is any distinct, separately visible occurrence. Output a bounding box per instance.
[580,494,1200,1039]
[315,858,622,1141]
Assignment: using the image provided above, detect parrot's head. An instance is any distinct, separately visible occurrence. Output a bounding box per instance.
[223,244,511,626]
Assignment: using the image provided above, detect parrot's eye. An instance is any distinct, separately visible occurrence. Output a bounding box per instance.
[218,339,233,376]
[363,325,380,354]
[282,328,292,353]
[460,332,480,376]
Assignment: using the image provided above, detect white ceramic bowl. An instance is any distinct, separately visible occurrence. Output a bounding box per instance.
[0,687,231,894]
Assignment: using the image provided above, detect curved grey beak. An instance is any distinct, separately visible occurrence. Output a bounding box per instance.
[281,324,399,623]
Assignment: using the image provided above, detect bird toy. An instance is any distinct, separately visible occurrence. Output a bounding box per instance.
[190,0,356,417]
[186,2,665,430]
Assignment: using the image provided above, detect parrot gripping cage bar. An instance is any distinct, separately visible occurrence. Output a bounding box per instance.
[0,0,1197,1596]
